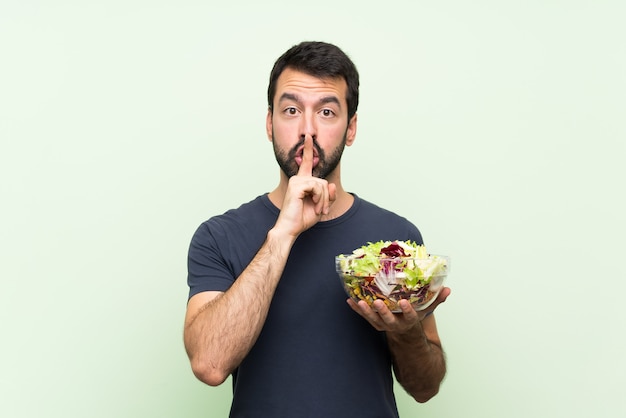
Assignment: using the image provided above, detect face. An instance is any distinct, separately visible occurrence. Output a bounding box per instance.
[266,68,357,180]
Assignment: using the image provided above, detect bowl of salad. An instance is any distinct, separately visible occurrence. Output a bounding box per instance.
[335,240,449,312]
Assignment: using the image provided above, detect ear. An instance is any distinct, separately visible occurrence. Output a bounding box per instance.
[266,108,273,142]
[345,113,358,146]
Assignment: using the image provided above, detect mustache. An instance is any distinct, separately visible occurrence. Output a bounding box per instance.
[289,138,323,159]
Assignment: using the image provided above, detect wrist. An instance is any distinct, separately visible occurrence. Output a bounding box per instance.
[387,320,427,344]
[266,227,297,256]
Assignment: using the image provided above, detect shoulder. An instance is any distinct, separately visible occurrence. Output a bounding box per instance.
[187,195,278,291]
[354,195,413,223]
[189,195,277,259]
[196,195,276,234]
[345,194,424,244]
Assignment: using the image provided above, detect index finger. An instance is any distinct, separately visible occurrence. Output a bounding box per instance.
[297,135,314,176]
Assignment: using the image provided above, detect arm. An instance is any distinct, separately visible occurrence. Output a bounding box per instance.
[183,228,295,386]
[184,135,334,386]
[386,312,446,402]
[347,287,450,402]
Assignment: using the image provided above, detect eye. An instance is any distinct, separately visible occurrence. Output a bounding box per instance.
[320,108,335,118]
[283,106,298,116]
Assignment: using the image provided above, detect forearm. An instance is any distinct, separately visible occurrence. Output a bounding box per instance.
[386,318,446,403]
[184,228,294,386]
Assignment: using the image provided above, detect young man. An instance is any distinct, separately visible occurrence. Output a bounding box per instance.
[184,41,451,417]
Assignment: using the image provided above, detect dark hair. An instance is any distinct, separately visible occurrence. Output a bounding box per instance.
[267,41,360,120]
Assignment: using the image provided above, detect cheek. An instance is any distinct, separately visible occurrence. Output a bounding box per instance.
[272,118,298,137]
[271,127,290,147]
[320,123,348,142]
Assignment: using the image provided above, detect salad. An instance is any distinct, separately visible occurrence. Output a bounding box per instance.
[336,240,449,311]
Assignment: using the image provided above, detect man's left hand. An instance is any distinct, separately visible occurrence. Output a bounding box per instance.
[346,287,451,333]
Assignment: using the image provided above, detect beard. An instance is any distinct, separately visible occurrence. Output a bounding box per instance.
[272,130,347,179]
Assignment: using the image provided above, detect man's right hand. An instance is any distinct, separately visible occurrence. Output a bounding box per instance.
[274,135,336,238]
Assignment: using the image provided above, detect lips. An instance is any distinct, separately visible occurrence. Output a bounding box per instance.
[295,145,320,167]
[295,155,320,167]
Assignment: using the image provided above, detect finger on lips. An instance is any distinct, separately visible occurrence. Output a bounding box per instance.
[297,135,314,176]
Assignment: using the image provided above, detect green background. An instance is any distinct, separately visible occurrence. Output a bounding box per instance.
[1,1,624,417]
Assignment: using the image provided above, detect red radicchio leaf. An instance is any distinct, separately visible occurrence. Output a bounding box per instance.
[380,242,407,257]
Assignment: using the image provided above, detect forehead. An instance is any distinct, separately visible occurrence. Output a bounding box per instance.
[274,68,348,103]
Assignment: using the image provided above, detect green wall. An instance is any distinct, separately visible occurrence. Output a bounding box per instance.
[1,1,624,417]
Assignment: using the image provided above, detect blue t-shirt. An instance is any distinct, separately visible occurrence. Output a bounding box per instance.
[187,194,423,418]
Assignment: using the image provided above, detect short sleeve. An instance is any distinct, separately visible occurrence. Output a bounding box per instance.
[187,221,235,299]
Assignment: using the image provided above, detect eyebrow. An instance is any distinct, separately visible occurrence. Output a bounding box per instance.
[320,96,341,106]
[278,93,342,107]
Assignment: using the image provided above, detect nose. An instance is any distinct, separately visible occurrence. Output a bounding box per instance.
[299,111,317,143]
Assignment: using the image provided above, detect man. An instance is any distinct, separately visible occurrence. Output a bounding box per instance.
[184,41,451,417]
